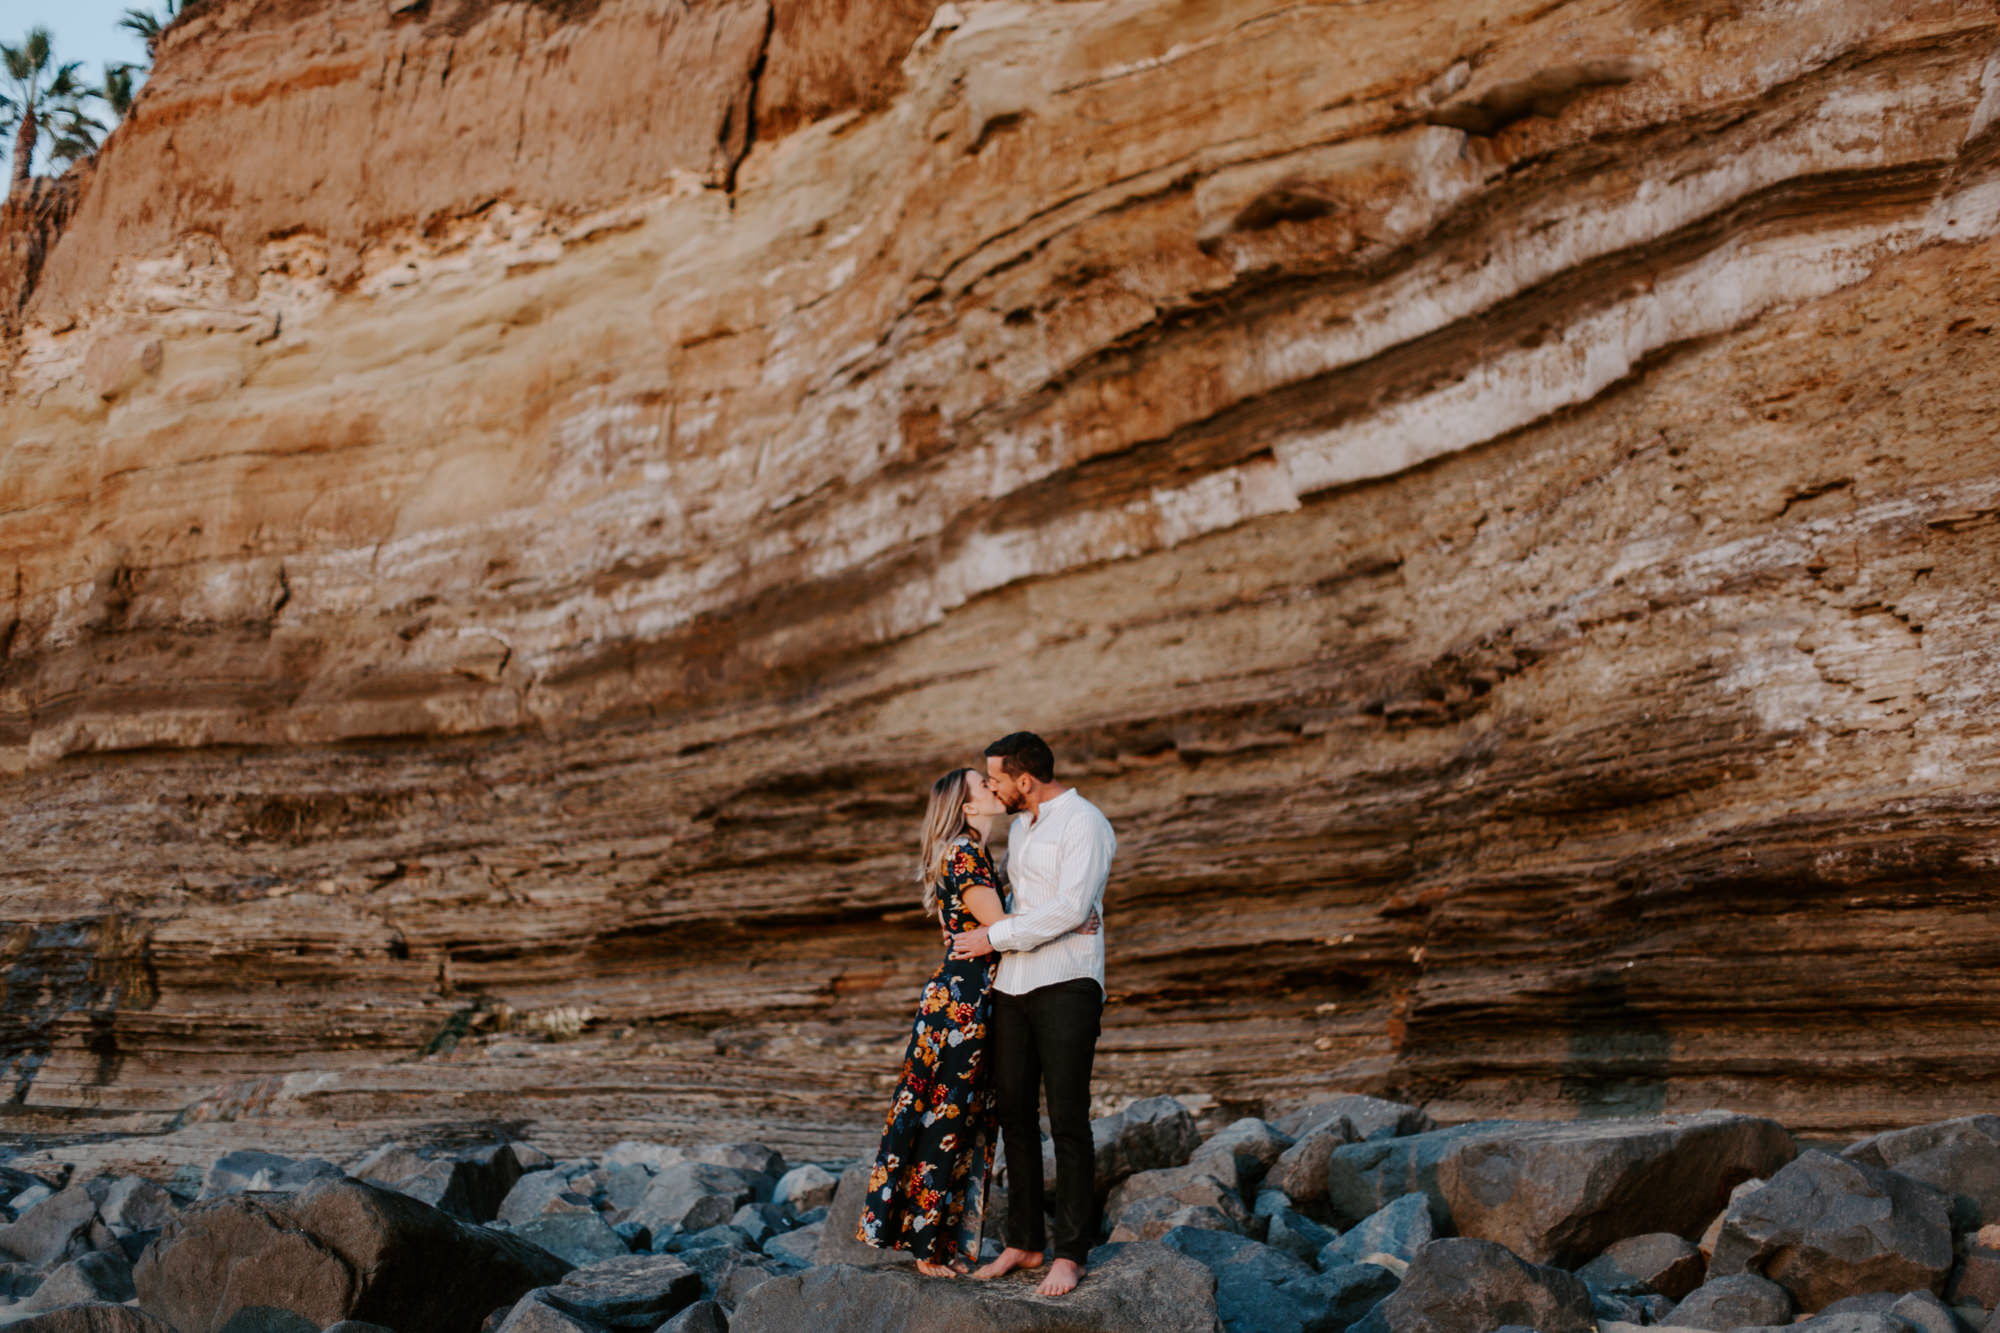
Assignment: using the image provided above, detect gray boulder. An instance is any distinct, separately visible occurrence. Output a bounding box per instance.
[1261,1206,1335,1266]
[1325,1123,1518,1229]
[1,1259,44,1297]
[1709,1150,1953,1310]
[1666,1272,1794,1330]
[1349,1237,1594,1333]
[1108,1200,1245,1244]
[133,1174,569,1333]
[490,1291,598,1333]
[5,1305,180,1333]
[516,1210,630,1266]
[1105,1164,1250,1238]
[0,1184,99,1267]
[1193,1120,1297,1195]
[1845,1117,2000,1230]
[771,1165,837,1218]
[96,1178,177,1237]
[498,1172,594,1228]
[599,1165,654,1214]
[546,1253,701,1328]
[628,1165,764,1237]
[1086,1098,1203,1199]
[762,1222,821,1269]
[1434,1112,1795,1266]
[657,1301,727,1333]
[1278,1097,1434,1143]
[733,1241,1221,1332]
[1576,1231,1706,1301]
[1319,1193,1434,1270]
[1163,1226,1385,1333]
[1265,1124,1357,1217]
[811,1166,909,1269]
[21,1250,137,1310]
[201,1151,343,1200]
[1888,1289,1964,1333]
[688,1145,784,1182]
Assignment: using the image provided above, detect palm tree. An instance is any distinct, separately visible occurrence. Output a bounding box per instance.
[119,0,181,62]
[99,64,139,119]
[0,27,87,197]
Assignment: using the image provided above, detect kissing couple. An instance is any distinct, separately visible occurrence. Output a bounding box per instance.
[854,731,1117,1297]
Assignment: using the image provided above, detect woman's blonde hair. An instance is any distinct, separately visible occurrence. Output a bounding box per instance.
[917,768,979,915]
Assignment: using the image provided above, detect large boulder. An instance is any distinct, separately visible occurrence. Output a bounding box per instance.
[20,1251,137,1310]
[1192,1120,1297,1195]
[0,1184,100,1267]
[1666,1272,1794,1330]
[1709,1150,1954,1310]
[515,1210,630,1266]
[1325,1123,1519,1229]
[1435,1112,1795,1266]
[1265,1123,1359,1217]
[97,1178,177,1237]
[1320,1193,1435,1269]
[1105,1164,1251,1238]
[731,1241,1222,1332]
[542,1253,702,1328]
[1090,1098,1203,1198]
[771,1165,838,1218]
[1162,1226,1393,1333]
[350,1143,530,1223]
[1576,1231,1705,1302]
[5,1305,180,1333]
[1350,1237,1594,1333]
[498,1171,594,1228]
[1278,1097,1434,1143]
[1845,1117,2000,1229]
[133,1175,569,1333]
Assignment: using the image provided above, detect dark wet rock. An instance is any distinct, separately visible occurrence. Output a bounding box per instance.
[0,1184,100,1267]
[20,1250,137,1310]
[201,1151,343,1200]
[628,1165,764,1238]
[546,1253,701,1328]
[1193,1120,1297,1195]
[732,1240,1220,1332]
[134,1174,569,1333]
[1576,1231,1706,1301]
[1435,1112,1795,1266]
[1264,1124,1358,1217]
[1348,1237,1594,1333]
[1319,1193,1434,1270]
[1325,1124,1518,1229]
[656,1300,728,1333]
[517,1210,630,1266]
[811,1166,909,1269]
[1710,1150,1953,1310]
[1666,1272,1795,1330]
[6,1304,181,1333]
[771,1165,837,1218]
[1277,1097,1434,1144]
[1163,1225,1385,1333]
[1261,1205,1335,1266]
[1846,1118,2000,1231]
[1084,1098,1203,1199]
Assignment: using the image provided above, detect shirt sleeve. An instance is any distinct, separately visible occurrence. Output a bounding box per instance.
[986,810,1114,953]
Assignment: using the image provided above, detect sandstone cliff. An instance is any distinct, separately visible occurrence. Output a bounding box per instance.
[4,0,2000,1168]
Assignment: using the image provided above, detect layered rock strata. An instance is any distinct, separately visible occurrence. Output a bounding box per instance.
[5,0,2000,1152]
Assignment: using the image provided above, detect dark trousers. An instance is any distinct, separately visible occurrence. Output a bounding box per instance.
[991,976,1103,1265]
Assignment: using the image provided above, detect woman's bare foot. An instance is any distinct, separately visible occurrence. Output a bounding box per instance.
[1036,1257,1084,1296]
[916,1259,958,1279]
[970,1247,1044,1280]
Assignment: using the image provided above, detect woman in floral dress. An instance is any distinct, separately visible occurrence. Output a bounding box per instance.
[855,767,1096,1277]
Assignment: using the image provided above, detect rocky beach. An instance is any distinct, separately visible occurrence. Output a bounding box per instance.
[8,0,2000,1326]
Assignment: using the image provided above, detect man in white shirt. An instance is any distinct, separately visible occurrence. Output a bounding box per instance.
[949,731,1116,1297]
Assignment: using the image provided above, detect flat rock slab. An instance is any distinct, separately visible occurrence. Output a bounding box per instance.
[730,1243,1222,1332]
[1710,1150,1953,1310]
[1435,1112,1795,1266]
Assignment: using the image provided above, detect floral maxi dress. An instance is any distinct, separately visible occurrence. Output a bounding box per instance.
[855,836,999,1265]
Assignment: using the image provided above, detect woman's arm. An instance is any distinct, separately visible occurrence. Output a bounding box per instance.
[953,846,1098,933]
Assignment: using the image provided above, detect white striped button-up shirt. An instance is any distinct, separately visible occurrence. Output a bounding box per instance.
[986,788,1116,996]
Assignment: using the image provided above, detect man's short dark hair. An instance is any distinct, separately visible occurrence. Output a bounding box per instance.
[985,732,1056,783]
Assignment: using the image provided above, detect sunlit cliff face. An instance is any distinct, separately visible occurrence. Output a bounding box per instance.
[3,0,2000,1169]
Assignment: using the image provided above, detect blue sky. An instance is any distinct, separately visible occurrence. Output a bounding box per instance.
[5,0,161,171]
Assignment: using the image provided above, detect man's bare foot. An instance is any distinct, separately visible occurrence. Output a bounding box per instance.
[1036,1258,1083,1296]
[971,1247,1044,1280]
[916,1259,957,1278]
